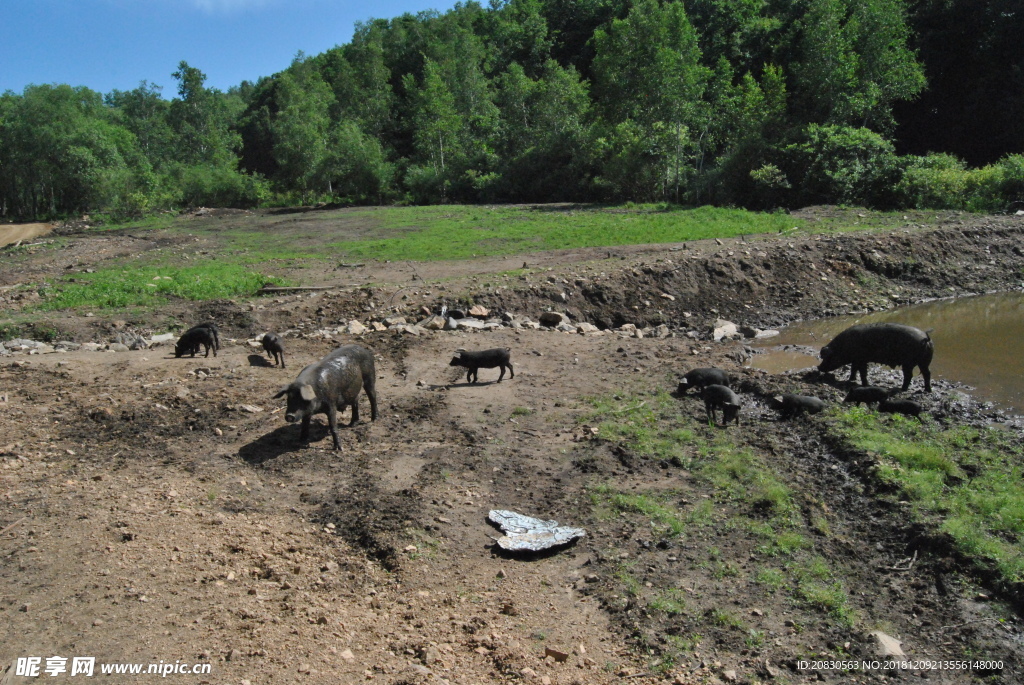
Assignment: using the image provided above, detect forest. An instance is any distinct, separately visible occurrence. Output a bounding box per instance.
[0,0,1021,221]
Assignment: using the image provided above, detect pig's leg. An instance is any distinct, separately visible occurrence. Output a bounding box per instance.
[856,363,869,386]
[901,365,914,391]
[365,386,378,421]
[300,416,311,443]
[921,365,931,393]
[349,398,360,426]
[497,365,505,382]
[326,404,342,449]
[507,362,514,379]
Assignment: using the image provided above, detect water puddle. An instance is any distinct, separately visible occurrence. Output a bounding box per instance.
[749,292,1024,414]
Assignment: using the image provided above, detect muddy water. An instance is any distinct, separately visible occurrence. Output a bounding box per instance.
[750,292,1024,414]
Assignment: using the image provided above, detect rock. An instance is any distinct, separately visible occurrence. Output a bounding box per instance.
[344,320,368,335]
[54,341,81,351]
[107,343,130,352]
[660,292,675,301]
[370,321,386,332]
[383,315,407,326]
[652,324,671,339]
[754,329,780,339]
[544,647,569,662]
[521,321,541,330]
[556,322,577,332]
[617,323,637,334]
[419,314,447,330]
[712,319,739,341]
[340,649,354,661]
[539,311,567,327]
[722,669,738,682]
[401,325,427,336]
[455,318,486,330]
[869,630,905,657]
[576,322,600,334]
[82,342,104,352]
[468,305,489,318]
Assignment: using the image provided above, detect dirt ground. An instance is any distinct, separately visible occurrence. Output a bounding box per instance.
[2,207,1024,685]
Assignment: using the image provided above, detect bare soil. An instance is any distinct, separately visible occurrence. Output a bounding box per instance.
[2,207,1024,685]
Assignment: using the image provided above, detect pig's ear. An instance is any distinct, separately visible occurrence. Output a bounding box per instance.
[300,385,316,401]
[273,386,289,399]
[773,395,784,403]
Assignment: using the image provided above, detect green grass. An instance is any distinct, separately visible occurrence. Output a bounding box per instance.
[648,588,687,615]
[33,263,288,311]
[834,406,1024,584]
[585,390,696,465]
[590,483,688,537]
[328,205,802,262]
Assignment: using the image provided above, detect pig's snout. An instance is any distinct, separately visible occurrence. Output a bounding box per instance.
[285,412,299,423]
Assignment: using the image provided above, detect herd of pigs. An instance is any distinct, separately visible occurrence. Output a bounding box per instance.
[170,320,934,448]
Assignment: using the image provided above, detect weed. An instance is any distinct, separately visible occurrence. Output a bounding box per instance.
[745,629,767,650]
[510,406,533,417]
[710,608,745,630]
[754,567,786,592]
[648,589,687,615]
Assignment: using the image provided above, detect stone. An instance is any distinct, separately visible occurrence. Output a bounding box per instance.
[107,343,130,352]
[419,315,447,330]
[712,319,739,341]
[556,322,577,332]
[617,323,637,334]
[455,318,486,330]
[401,325,427,336]
[755,329,780,339]
[660,292,675,301]
[383,315,407,326]
[468,305,489,318]
[544,647,569,662]
[344,320,368,335]
[652,324,671,339]
[722,669,738,682]
[54,341,81,351]
[370,321,386,332]
[521,321,541,330]
[340,649,354,661]
[538,311,567,327]
[869,630,905,657]
[576,322,599,334]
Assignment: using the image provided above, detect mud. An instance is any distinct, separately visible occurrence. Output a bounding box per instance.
[2,207,1024,684]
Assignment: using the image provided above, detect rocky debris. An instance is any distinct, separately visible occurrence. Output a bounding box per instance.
[712,319,739,341]
[869,630,905,657]
[345,320,368,335]
[576,322,600,334]
[418,314,447,330]
[383,315,407,327]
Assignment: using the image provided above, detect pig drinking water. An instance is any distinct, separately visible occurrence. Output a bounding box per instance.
[274,344,378,450]
[449,348,514,383]
[261,332,286,368]
[818,323,933,392]
[175,323,220,358]
[677,367,729,395]
[702,384,741,426]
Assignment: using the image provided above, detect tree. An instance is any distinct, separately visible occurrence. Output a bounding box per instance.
[592,0,710,200]
[271,55,336,199]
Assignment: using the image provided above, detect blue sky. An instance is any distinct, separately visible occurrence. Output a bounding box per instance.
[1,0,456,97]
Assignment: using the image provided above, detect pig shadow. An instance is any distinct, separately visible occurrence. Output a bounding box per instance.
[239,423,333,464]
[446,380,504,388]
[247,353,275,368]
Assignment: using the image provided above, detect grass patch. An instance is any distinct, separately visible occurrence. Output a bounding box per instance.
[834,406,1024,584]
[34,263,288,311]
[329,205,802,262]
[591,483,688,538]
[648,588,687,615]
[697,436,796,519]
[584,389,696,465]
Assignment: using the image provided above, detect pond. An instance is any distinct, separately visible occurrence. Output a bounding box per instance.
[748,292,1024,414]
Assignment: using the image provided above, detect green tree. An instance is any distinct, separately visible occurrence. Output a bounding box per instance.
[271,55,336,199]
[592,0,710,200]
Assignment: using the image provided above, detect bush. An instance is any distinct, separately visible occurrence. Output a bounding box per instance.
[896,153,1024,211]
[176,164,270,208]
[786,125,903,208]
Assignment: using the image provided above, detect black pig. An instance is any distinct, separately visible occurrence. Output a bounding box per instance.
[262,332,286,368]
[773,394,826,419]
[175,323,220,358]
[677,367,729,395]
[702,384,741,426]
[818,323,933,392]
[273,344,379,450]
[449,348,514,383]
[879,398,925,422]
[843,386,889,407]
